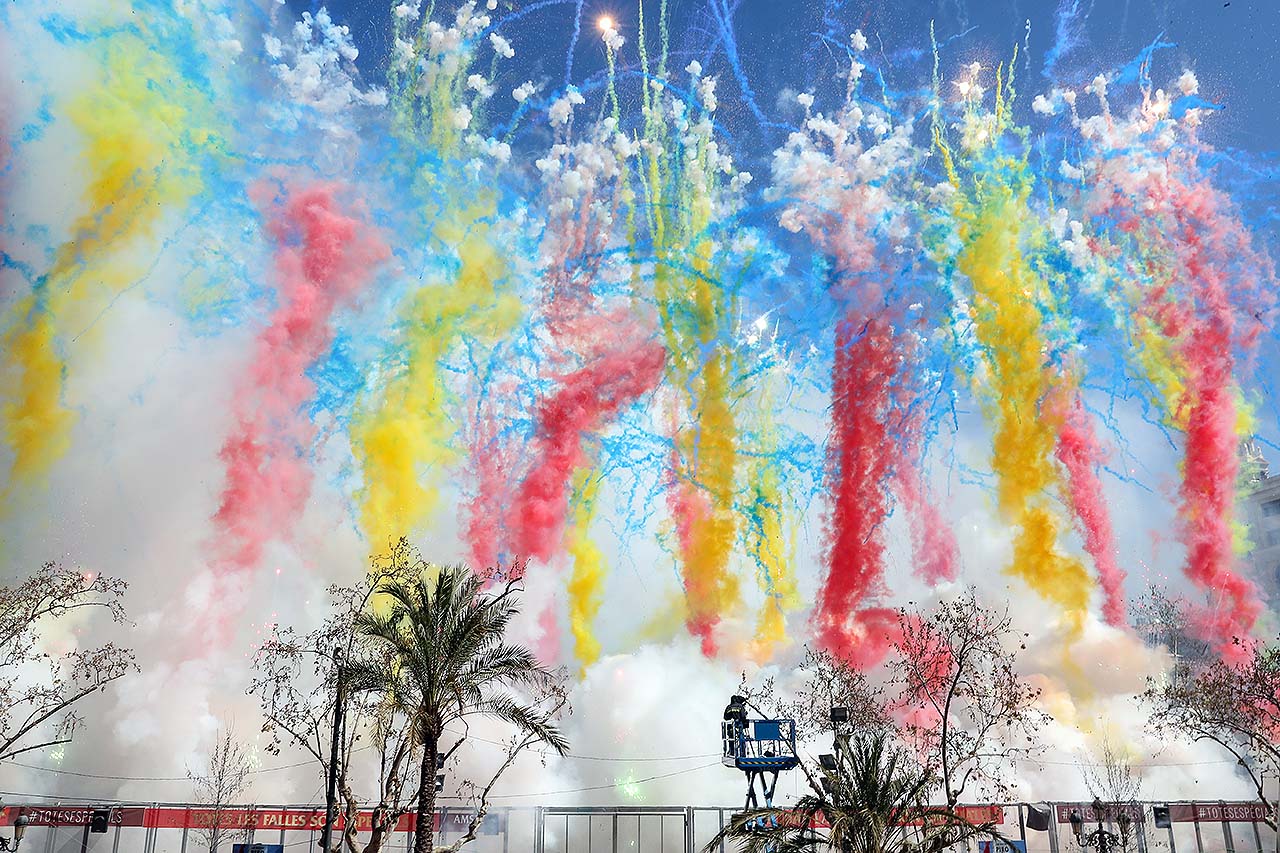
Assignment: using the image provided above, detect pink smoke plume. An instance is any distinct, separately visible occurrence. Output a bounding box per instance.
[666,470,729,657]
[464,406,512,572]
[894,463,960,587]
[815,313,956,667]
[775,143,956,665]
[472,153,665,582]
[1054,392,1127,626]
[534,599,562,664]
[211,182,388,572]
[507,339,665,562]
[1168,186,1260,660]
[1092,157,1272,658]
[892,345,959,588]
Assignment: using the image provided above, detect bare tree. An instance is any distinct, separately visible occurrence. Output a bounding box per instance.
[251,539,568,853]
[892,590,1049,807]
[1145,635,1280,828]
[189,727,253,851]
[250,540,422,853]
[1080,735,1144,806]
[743,647,890,740]
[438,672,570,852]
[0,561,135,761]
[1075,734,1145,850]
[1131,586,1210,685]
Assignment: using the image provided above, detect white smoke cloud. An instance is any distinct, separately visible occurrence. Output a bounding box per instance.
[0,0,1267,820]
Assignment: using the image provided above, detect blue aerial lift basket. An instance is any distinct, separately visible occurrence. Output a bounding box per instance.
[721,695,799,810]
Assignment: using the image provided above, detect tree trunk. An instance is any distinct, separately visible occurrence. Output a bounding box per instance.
[413,734,439,853]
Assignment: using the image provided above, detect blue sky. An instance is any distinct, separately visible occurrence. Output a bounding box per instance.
[297,0,1280,451]
[307,0,1279,153]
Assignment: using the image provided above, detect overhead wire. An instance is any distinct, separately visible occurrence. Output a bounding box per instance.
[476,760,723,800]
[1,738,720,786]
[1,759,722,805]
[2,747,1243,788]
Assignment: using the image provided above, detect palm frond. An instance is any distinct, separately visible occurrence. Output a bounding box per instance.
[472,694,569,755]
[351,558,569,764]
[706,732,996,853]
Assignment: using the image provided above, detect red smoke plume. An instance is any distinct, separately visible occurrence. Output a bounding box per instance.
[212,183,388,572]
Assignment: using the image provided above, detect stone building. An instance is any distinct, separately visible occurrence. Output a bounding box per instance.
[1240,439,1280,600]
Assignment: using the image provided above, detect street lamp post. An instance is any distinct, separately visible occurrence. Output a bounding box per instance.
[0,812,30,850]
[1070,799,1129,853]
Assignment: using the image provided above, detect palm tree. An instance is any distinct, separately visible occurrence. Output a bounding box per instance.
[352,557,569,853]
[707,731,1001,853]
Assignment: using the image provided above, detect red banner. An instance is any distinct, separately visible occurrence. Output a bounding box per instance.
[1055,803,1145,824]
[1168,803,1271,823]
[0,806,439,833]
[785,805,1005,829]
[1055,802,1272,824]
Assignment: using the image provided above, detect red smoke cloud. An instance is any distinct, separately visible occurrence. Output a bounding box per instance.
[212,182,388,572]
[815,316,899,666]
[507,340,665,562]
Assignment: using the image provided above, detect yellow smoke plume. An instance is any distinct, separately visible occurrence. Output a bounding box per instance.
[936,57,1092,635]
[566,468,606,675]
[1,31,210,499]
[745,394,799,663]
[635,28,744,645]
[352,214,520,545]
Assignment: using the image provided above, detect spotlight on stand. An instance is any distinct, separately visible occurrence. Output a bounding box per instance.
[829,706,850,725]
[818,754,837,771]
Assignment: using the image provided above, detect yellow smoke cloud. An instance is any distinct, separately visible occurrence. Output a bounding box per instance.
[352,215,520,545]
[566,468,606,675]
[1,31,210,500]
[937,58,1092,636]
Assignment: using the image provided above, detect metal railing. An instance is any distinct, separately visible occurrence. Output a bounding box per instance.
[0,800,1273,853]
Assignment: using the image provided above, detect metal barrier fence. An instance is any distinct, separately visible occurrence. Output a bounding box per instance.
[0,801,1275,853]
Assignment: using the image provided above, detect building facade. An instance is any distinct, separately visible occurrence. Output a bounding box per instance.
[1241,440,1280,603]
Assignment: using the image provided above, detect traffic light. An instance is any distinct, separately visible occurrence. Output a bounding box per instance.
[435,772,445,792]
[90,809,111,834]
